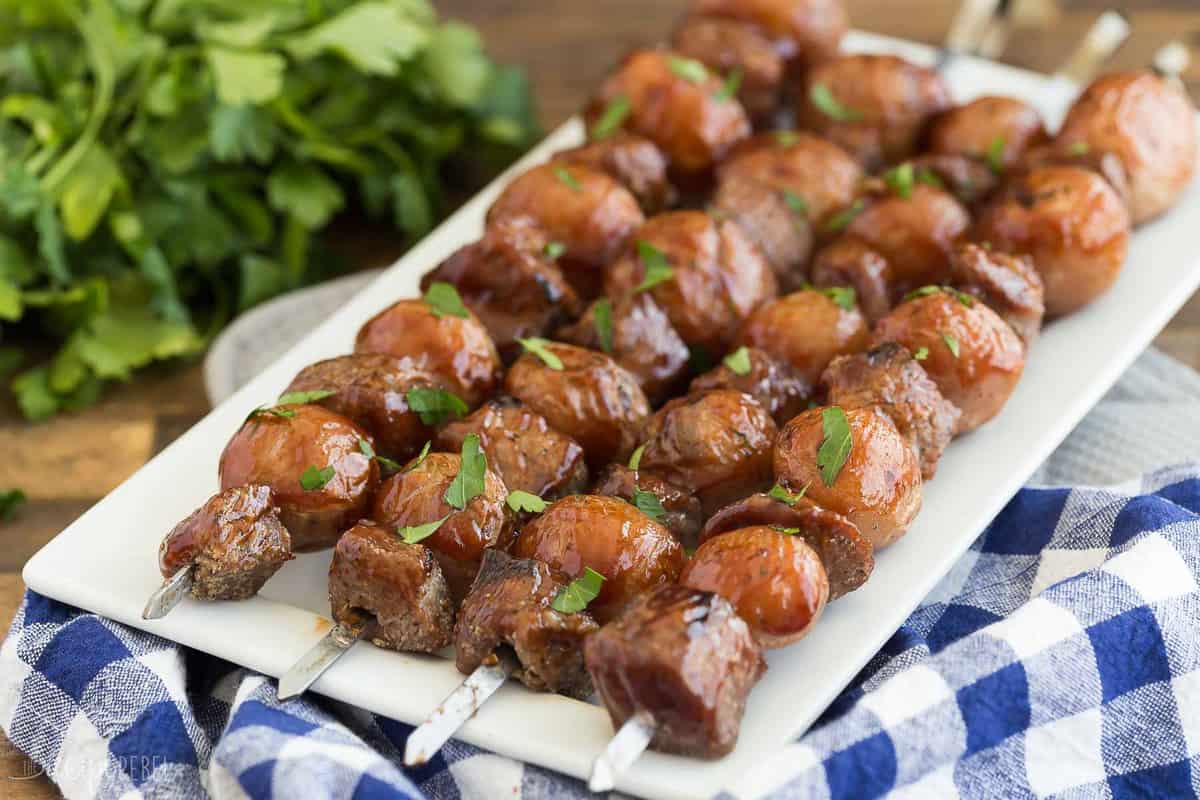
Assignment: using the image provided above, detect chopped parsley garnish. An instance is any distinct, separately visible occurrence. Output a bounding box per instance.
[358,437,402,474]
[299,464,335,491]
[406,387,468,426]
[632,488,667,522]
[824,200,865,234]
[667,55,708,84]
[715,68,743,101]
[986,135,1006,174]
[883,162,915,199]
[409,440,432,470]
[817,406,852,487]
[767,482,808,506]
[634,240,675,292]
[518,337,564,370]
[774,130,800,147]
[591,95,631,140]
[771,525,801,535]
[723,346,752,376]
[782,189,808,218]
[423,282,470,319]
[398,515,448,545]
[628,443,646,471]
[1066,141,1091,157]
[544,241,567,260]
[818,285,857,311]
[903,285,973,307]
[593,298,615,354]
[507,490,548,514]
[915,167,944,189]
[444,434,487,510]
[554,165,582,192]
[551,567,606,614]
[249,388,335,421]
[810,83,863,122]
[942,332,961,358]
[913,346,930,361]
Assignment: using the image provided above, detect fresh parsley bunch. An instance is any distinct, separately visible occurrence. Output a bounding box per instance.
[0,0,538,419]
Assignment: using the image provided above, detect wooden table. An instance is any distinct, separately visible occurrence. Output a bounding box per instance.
[3,0,1199,794]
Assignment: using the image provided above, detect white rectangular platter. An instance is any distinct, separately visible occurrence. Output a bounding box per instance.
[22,31,1200,800]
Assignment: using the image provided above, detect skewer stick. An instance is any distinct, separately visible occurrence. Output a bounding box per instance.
[942,0,1006,58]
[587,710,657,793]
[403,650,518,766]
[277,618,369,700]
[1055,10,1130,85]
[1153,41,1190,85]
[141,566,193,620]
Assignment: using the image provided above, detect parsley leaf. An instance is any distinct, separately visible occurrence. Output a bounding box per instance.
[554,166,582,192]
[667,55,708,83]
[406,387,468,426]
[767,482,808,506]
[591,96,631,140]
[771,525,801,535]
[551,567,606,614]
[781,189,808,218]
[518,337,564,370]
[410,440,433,470]
[278,389,337,406]
[507,490,547,513]
[0,489,26,521]
[818,286,856,311]
[398,515,449,545]
[423,282,470,318]
[723,346,752,376]
[300,464,335,491]
[632,488,667,522]
[444,433,487,509]
[915,167,944,189]
[810,83,863,122]
[628,443,646,471]
[774,131,800,147]
[913,346,930,361]
[544,241,567,260]
[824,200,865,235]
[942,332,961,358]
[593,298,615,355]
[817,406,853,487]
[1066,141,1091,157]
[715,68,743,101]
[883,163,915,199]
[634,241,674,292]
[986,135,1007,174]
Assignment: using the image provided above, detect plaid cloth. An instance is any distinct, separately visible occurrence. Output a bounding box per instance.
[4,461,1200,799]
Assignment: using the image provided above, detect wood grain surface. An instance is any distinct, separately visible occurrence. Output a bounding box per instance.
[3,1,1200,794]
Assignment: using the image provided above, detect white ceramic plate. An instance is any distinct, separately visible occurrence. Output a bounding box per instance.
[23,32,1200,800]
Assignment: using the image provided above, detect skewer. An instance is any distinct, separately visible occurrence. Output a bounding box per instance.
[277,617,369,700]
[1153,41,1190,85]
[141,565,193,620]
[941,0,1006,61]
[974,0,1013,60]
[1055,10,1130,85]
[588,710,656,793]
[403,650,519,766]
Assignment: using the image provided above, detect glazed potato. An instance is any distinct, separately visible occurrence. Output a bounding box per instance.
[689,346,812,424]
[680,525,829,648]
[372,451,513,601]
[584,49,751,179]
[737,288,869,383]
[605,211,778,353]
[974,165,1130,317]
[420,217,582,361]
[354,298,502,406]
[774,405,922,549]
[486,162,643,298]
[219,404,379,552]
[504,342,650,470]
[591,463,704,550]
[873,291,1025,433]
[928,96,1048,171]
[672,16,785,124]
[689,0,848,70]
[553,132,675,213]
[844,183,971,293]
[556,293,690,404]
[639,389,778,515]
[1056,71,1197,225]
[798,54,951,169]
[513,494,685,623]
[283,353,442,461]
[713,132,863,286]
[435,397,589,500]
[949,242,1045,347]
[810,236,894,323]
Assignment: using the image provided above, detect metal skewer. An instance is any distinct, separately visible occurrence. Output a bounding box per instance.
[403,650,519,766]
[142,566,193,620]
[277,618,369,700]
[588,710,657,793]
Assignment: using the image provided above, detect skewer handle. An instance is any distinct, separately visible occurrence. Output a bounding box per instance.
[142,566,193,620]
[943,0,1006,56]
[588,710,657,793]
[276,620,366,701]
[403,652,517,767]
[1055,10,1130,85]
[1153,41,1190,84]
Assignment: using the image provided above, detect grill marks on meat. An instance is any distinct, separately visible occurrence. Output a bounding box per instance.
[949,243,1045,347]
[435,397,589,500]
[455,550,598,699]
[329,522,454,654]
[822,342,960,479]
[584,585,765,758]
[159,485,293,600]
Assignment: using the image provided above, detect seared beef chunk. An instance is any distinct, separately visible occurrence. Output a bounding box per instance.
[160,485,293,600]
[591,463,704,551]
[455,550,598,699]
[584,585,765,759]
[436,397,588,500]
[689,347,812,425]
[948,243,1045,347]
[328,522,454,654]
[822,342,960,479]
[553,133,675,214]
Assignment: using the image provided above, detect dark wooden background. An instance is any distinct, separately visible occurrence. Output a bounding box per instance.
[3,0,1200,793]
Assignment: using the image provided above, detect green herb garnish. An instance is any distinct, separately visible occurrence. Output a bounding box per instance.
[628,443,646,471]
[0,489,26,521]
[903,285,973,307]
[634,241,675,293]
[986,136,1006,174]
[913,346,930,361]
[632,488,667,522]
[767,482,808,506]
[398,515,448,545]
[592,96,631,140]
[278,389,337,406]
[551,567,606,614]
[883,163,915,199]
[810,83,863,122]
[915,167,944,189]
[818,286,856,311]
[544,241,567,260]
[667,55,708,84]
[774,131,800,147]
[406,387,468,426]
[771,525,801,535]
[444,433,487,510]
[358,437,402,474]
[715,68,743,101]
[593,298,615,354]
[816,406,852,487]
[782,189,808,218]
[1066,141,1091,157]
[518,337,564,370]
[507,490,548,514]
[554,166,582,192]
[942,333,961,358]
[423,282,469,319]
[824,200,865,235]
[300,464,335,491]
[723,346,752,376]
[409,440,432,470]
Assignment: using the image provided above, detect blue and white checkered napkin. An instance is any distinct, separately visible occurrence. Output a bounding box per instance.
[6,345,1200,799]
